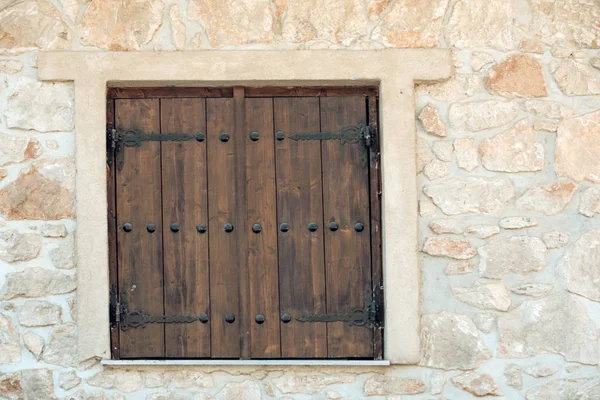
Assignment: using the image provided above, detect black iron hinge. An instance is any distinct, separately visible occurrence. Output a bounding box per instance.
[106,125,205,171]
[109,284,204,330]
[295,286,383,329]
[287,122,378,168]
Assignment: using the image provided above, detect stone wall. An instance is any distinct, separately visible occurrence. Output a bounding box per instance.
[1,0,600,398]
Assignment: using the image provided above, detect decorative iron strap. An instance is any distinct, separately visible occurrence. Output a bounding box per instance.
[107,126,204,170]
[110,285,200,331]
[287,122,376,168]
[296,298,380,329]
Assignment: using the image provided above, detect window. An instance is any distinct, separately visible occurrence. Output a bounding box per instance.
[106,87,383,359]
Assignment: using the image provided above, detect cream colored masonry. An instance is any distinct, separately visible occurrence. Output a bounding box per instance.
[38,49,452,364]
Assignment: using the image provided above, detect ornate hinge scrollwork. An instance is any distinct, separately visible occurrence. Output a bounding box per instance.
[287,122,377,168]
[295,291,382,329]
[106,126,204,170]
[109,284,201,331]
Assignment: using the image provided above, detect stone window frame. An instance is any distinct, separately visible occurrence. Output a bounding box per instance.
[38,50,452,365]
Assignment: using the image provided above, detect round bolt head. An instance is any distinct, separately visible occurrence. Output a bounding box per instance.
[219,132,230,142]
[308,222,318,232]
[354,222,365,232]
[329,221,339,231]
[170,223,180,232]
[280,222,290,232]
[224,223,234,232]
[225,313,235,323]
[249,131,260,141]
[199,313,209,323]
[255,314,265,324]
[252,223,262,233]
[123,223,133,232]
[281,313,292,323]
[195,133,205,142]
[146,223,156,233]
[275,131,285,141]
[196,224,207,233]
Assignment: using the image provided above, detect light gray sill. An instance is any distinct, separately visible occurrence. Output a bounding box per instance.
[102,359,390,367]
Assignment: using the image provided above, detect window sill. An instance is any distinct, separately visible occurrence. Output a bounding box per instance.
[102,359,390,367]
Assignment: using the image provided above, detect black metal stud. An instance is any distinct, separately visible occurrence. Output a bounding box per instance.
[196,224,207,233]
[280,222,290,232]
[354,222,365,232]
[195,133,205,142]
[146,223,156,233]
[255,314,265,324]
[219,132,230,142]
[281,313,292,323]
[249,131,260,141]
[225,313,235,323]
[329,221,339,231]
[252,223,262,233]
[224,223,234,232]
[275,131,285,141]
[199,313,209,323]
[308,222,318,232]
[123,223,133,232]
[170,223,180,232]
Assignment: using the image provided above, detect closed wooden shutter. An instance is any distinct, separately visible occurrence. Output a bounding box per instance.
[108,87,383,359]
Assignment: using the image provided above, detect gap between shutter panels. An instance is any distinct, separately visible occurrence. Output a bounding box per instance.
[108,89,383,360]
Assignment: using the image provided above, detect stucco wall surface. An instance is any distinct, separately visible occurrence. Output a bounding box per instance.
[1,0,600,399]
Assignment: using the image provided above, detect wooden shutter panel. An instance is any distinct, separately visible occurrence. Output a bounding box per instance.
[115,99,165,358]
[246,98,281,358]
[320,96,373,358]
[206,97,241,358]
[160,98,210,358]
[274,97,328,358]
[109,89,382,360]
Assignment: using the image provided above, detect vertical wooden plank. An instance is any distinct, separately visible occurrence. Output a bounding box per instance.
[160,98,210,358]
[320,96,373,358]
[368,96,384,360]
[115,99,164,358]
[107,98,120,360]
[246,98,280,358]
[234,87,250,359]
[274,98,327,358]
[207,98,241,358]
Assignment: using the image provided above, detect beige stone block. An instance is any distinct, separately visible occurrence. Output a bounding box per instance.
[444,0,515,50]
[452,281,511,311]
[485,55,547,97]
[420,312,492,370]
[452,372,502,396]
[378,0,450,48]
[0,0,71,50]
[479,236,547,279]
[516,182,577,215]
[80,0,164,50]
[423,237,476,259]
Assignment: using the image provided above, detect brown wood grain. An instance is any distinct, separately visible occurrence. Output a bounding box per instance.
[320,96,373,358]
[160,98,211,358]
[234,87,250,359]
[247,87,378,98]
[207,97,241,358]
[274,97,327,358]
[245,97,281,358]
[115,98,165,358]
[106,98,120,360]
[368,96,384,360]
[108,87,233,99]
[107,87,377,99]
